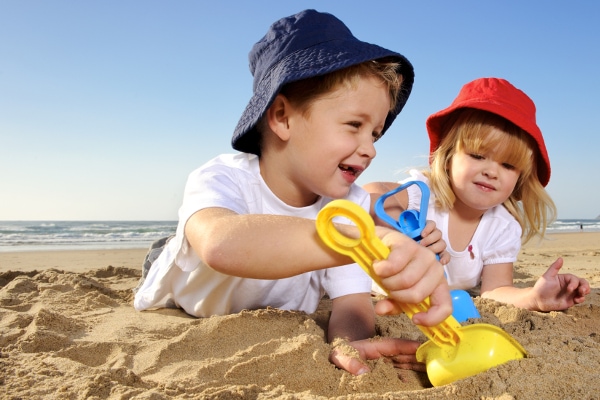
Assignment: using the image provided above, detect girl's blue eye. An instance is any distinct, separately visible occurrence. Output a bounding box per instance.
[502,163,516,170]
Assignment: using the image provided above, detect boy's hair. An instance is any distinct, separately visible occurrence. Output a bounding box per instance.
[256,58,403,140]
[428,109,557,243]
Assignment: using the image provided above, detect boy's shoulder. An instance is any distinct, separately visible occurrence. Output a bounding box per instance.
[191,153,259,176]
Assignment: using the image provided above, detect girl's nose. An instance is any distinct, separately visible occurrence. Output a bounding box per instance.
[482,160,500,178]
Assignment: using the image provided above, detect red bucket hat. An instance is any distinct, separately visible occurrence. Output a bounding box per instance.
[426,77,551,187]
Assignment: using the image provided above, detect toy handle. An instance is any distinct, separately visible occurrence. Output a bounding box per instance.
[317,200,462,347]
[374,181,431,241]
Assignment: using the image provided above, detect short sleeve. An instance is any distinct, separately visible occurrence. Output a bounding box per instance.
[172,154,260,272]
[480,210,522,266]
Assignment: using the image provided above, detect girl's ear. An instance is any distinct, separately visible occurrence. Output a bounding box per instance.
[266,94,291,141]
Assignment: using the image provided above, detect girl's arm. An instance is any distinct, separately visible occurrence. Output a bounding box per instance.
[362,181,407,224]
[364,181,449,265]
[480,259,590,311]
[328,293,376,343]
[479,262,535,307]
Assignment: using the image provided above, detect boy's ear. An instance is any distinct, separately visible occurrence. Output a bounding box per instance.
[266,94,291,141]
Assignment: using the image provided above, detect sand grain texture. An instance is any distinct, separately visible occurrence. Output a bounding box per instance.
[1,233,599,399]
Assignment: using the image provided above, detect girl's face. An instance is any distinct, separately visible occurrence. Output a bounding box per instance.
[448,128,521,213]
[281,75,390,205]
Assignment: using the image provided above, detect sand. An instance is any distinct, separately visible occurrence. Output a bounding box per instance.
[1,232,599,399]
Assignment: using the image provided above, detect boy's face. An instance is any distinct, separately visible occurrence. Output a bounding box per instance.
[282,75,390,204]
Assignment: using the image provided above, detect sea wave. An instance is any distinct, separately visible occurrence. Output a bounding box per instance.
[0,221,177,252]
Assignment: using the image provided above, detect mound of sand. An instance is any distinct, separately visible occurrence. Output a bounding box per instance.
[1,233,599,399]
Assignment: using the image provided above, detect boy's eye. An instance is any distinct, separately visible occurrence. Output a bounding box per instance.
[372,131,383,142]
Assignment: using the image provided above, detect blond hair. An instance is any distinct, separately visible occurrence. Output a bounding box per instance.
[427,108,556,243]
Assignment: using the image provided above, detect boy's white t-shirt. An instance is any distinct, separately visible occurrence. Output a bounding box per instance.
[400,170,522,290]
[134,153,372,317]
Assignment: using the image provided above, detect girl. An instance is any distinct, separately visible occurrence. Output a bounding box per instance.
[365,77,589,312]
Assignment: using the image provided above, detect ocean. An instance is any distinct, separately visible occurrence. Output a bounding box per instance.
[0,221,177,252]
[545,219,600,233]
[0,219,598,253]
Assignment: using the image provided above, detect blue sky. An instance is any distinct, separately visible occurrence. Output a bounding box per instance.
[1,1,599,220]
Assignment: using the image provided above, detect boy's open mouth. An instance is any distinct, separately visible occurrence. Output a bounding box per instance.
[339,164,359,176]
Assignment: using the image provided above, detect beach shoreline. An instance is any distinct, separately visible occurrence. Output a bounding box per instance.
[1,232,599,399]
[0,248,148,272]
[1,232,598,280]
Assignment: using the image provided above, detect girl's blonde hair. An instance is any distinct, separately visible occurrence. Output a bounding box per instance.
[427,108,556,243]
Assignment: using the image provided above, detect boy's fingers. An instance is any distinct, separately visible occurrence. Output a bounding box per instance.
[411,283,453,326]
[329,349,370,376]
[373,298,404,315]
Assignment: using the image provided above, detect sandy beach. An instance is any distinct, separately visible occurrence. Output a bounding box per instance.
[1,232,599,399]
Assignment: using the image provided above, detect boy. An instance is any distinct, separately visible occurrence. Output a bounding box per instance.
[134,9,451,376]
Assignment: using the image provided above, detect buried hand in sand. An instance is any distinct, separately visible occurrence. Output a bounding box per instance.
[331,337,424,375]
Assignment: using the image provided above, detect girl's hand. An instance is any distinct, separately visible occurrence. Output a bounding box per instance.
[419,219,450,265]
[532,258,590,311]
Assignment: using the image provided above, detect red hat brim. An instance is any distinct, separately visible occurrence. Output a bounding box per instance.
[426,78,550,187]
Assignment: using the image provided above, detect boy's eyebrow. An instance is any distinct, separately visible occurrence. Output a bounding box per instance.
[346,108,387,128]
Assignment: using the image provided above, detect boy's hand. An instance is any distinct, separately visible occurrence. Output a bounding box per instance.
[330,337,425,375]
[372,228,452,326]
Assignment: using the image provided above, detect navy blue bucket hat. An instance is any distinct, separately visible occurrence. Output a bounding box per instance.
[231,9,415,155]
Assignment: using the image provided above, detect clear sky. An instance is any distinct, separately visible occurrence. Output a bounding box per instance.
[1,1,599,220]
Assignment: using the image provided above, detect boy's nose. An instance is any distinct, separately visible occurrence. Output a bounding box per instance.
[358,136,376,159]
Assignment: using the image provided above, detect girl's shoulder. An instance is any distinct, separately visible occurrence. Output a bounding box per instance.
[486,204,517,222]
[480,205,522,237]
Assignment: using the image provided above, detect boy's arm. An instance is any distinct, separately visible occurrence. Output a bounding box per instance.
[185,207,351,279]
[188,206,452,324]
[328,293,376,342]
[481,258,590,311]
